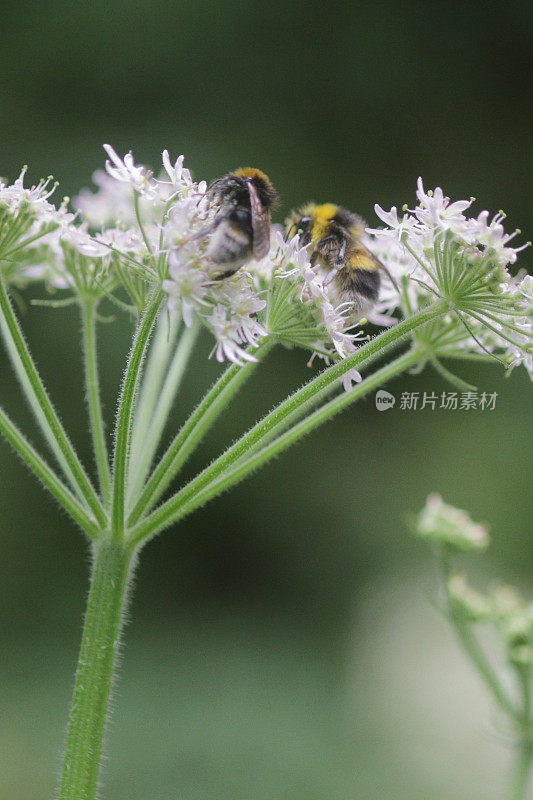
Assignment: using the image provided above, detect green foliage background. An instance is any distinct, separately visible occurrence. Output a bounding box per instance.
[1,2,531,797]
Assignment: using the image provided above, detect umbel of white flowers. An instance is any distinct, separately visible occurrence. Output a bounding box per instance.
[1,149,531,379]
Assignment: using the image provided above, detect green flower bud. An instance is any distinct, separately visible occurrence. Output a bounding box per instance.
[447,573,491,621]
[416,494,490,553]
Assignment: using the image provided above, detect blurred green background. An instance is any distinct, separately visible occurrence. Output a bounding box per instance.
[1,2,532,798]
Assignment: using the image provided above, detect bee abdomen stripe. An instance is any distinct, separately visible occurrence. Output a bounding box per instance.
[339,268,380,301]
[348,251,380,272]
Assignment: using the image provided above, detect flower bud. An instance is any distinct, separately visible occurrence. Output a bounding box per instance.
[489,583,533,667]
[447,573,491,621]
[416,494,490,553]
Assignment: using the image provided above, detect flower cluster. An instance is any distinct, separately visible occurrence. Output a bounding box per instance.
[0,167,75,286]
[1,152,531,374]
[416,495,533,669]
[367,178,533,376]
[74,146,373,367]
[415,493,490,553]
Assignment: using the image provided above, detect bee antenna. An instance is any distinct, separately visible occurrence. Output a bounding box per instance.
[283,221,297,242]
[284,216,311,243]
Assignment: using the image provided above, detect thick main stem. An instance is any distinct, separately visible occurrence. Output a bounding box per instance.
[82,299,111,507]
[58,539,135,800]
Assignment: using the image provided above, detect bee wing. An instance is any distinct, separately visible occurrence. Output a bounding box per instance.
[247,181,271,260]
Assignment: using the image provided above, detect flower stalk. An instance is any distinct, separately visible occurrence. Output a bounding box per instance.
[131,347,421,545]
[127,316,200,503]
[0,405,99,538]
[0,274,106,527]
[127,336,276,526]
[111,288,163,537]
[81,297,112,507]
[130,299,447,541]
[415,497,533,800]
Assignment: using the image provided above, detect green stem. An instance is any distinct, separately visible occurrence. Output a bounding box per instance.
[111,288,163,536]
[133,191,155,258]
[430,357,478,392]
[129,301,447,530]
[509,740,533,800]
[127,337,275,527]
[453,618,517,719]
[0,405,99,538]
[129,310,179,479]
[58,538,135,800]
[82,299,112,507]
[0,274,107,528]
[439,553,517,720]
[130,348,420,545]
[127,318,200,505]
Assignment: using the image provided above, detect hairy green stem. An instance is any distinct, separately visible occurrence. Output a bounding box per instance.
[0,275,107,527]
[111,288,163,537]
[130,348,420,545]
[58,538,135,800]
[509,739,533,800]
[127,318,200,506]
[130,302,447,543]
[0,405,99,538]
[129,301,447,530]
[127,338,275,527]
[82,299,112,507]
[129,310,179,480]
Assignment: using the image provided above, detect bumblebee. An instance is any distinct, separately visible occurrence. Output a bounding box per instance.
[189,168,278,278]
[286,203,392,315]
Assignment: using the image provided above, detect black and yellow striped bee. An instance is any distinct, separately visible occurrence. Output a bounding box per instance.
[191,168,278,278]
[286,202,392,315]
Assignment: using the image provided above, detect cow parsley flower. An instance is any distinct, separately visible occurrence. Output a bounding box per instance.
[74,170,142,227]
[416,493,490,553]
[0,167,75,282]
[206,305,261,364]
[103,144,158,200]
[367,178,533,375]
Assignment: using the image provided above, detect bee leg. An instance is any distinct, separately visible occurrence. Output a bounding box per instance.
[174,221,219,250]
[324,239,347,286]
[323,267,339,286]
[212,268,239,281]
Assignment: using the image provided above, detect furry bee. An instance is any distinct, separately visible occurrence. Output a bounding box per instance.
[286,203,393,316]
[191,168,278,278]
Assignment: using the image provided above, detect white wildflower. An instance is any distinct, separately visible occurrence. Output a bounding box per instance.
[207,305,260,365]
[368,178,532,373]
[414,177,473,232]
[103,144,158,199]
